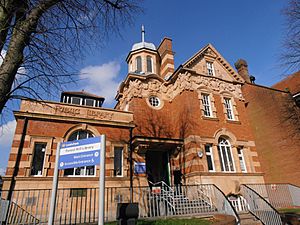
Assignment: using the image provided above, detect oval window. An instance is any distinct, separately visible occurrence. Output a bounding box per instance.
[148,96,160,107]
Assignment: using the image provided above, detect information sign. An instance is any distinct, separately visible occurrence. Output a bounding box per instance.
[58,137,101,170]
[134,162,146,174]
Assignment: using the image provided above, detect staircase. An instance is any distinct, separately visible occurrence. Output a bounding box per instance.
[147,182,238,223]
[172,186,215,215]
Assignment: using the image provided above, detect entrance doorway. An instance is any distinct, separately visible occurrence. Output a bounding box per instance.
[146,151,170,186]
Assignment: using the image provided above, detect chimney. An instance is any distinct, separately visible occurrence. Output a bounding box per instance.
[157,37,175,79]
[234,59,251,83]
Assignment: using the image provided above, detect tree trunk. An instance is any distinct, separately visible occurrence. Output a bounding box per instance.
[0,0,60,114]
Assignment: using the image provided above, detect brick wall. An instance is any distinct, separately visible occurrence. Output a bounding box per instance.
[5,117,131,184]
[243,83,300,186]
[129,88,261,179]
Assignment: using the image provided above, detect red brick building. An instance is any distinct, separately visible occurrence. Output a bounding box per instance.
[243,71,300,186]
[3,34,267,195]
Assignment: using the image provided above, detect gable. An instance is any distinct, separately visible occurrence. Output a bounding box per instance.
[183,44,244,83]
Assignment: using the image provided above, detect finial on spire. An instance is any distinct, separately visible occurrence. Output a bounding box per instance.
[141,24,145,42]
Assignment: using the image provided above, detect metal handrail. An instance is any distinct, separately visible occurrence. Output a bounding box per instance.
[3,199,40,224]
[241,184,282,225]
[212,184,241,225]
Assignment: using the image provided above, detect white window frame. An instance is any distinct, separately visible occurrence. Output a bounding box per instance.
[206,61,214,76]
[70,96,82,105]
[31,143,47,177]
[63,96,69,104]
[113,145,124,177]
[85,98,96,107]
[218,138,236,172]
[65,130,96,177]
[205,144,215,172]
[201,94,213,117]
[148,96,160,108]
[224,98,235,120]
[237,147,247,173]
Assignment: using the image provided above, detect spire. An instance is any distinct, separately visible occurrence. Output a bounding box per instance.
[141,25,145,43]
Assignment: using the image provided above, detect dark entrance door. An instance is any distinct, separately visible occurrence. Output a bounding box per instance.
[146,151,170,186]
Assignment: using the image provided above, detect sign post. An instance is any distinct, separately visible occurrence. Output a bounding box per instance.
[48,135,105,225]
[99,135,106,225]
[48,144,60,225]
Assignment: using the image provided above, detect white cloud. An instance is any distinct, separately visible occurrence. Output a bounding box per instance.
[0,120,16,176]
[0,49,26,77]
[0,168,5,176]
[0,49,6,65]
[0,120,16,147]
[79,61,121,105]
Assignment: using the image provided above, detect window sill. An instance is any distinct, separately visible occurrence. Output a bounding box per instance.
[226,120,241,125]
[202,116,219,121]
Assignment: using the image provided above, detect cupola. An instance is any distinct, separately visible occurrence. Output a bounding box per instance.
[126,26,159,75]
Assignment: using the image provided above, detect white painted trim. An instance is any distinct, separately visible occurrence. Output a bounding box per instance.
[205,144,215,172]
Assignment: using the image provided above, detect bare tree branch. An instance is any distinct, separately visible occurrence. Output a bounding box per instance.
[281,0,300,71]
[0,0,142,118]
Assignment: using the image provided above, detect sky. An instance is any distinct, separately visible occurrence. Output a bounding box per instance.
[0,0,291,174]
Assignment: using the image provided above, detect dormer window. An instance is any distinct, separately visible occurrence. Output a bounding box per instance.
[136,56,142,73]
[206,61,214,76]
[71,96,81,105]
[146,56,153,73]
[60,91,104,108]
[85,98,95,107]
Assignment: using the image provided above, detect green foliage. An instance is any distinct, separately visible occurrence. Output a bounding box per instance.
[279,208,300,214]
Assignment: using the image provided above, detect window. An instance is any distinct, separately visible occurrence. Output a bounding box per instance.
[136,56,142,73]
[146,56,153,73]
[114,146,123,176]
[85,98,95,107]
[217,138,235,172]
[70,188,87,197]
[148,96,160,108]
[294,93,300,107]
[237,147,247,172]
[224,98,234,120]
[31,143,46,176]
[201,94,212,117]
[71,97,81,105]
[64,130,95,176]
[206,62,214,76]
[205,144,215,172]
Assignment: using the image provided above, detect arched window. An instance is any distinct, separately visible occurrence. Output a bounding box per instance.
[146,56,153,73]
[136,56,142,73]
[64,130,95,176]
[217,138,235,172]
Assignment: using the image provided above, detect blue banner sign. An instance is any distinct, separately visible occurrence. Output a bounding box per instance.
[134,162,146,174]
[58,137,101,170]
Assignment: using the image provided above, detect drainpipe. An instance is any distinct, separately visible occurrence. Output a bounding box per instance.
[7,117,28,201]
[129,127,134,203]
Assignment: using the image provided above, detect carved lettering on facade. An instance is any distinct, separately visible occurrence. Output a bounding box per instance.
[55,106,80,115]
[86,110,114,120]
